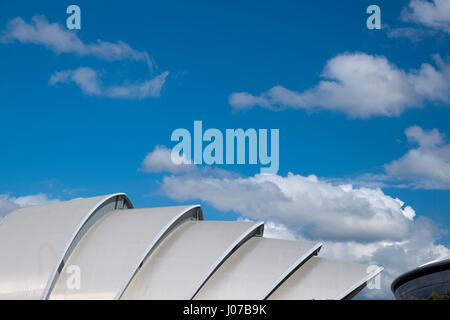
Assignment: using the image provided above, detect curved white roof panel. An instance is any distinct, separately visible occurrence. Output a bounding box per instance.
[49,205,202,300]
[0,194,384,300]
[267,256,382,300]
[194,237,322,300]
[0,194,132,299]
[121,220,264,300]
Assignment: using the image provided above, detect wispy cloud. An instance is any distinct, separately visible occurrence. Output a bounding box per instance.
[140,145,193,173]
[385,126,450,189]
[0,15,154,71]
[229,53,450,118]
[1,15,170,99]
[386,26,436,42]
[401,0,450,34]
[49,67,169,99]
[325,126,450,190]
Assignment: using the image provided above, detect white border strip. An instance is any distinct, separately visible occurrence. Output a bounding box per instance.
[261,242,323,299]
[42,193,132,300]
[115,205,203,300]
[189,221,265,300]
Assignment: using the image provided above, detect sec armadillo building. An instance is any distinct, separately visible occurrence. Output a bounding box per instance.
[0,194,382,300]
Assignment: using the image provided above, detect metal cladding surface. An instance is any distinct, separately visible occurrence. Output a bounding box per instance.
[267,256,383,300]
[194,237,322,300]
[50,205,202,300]
[0,194,131,299]
[391,257,450,300]
[121,220,264,299]
[0,194,383,300]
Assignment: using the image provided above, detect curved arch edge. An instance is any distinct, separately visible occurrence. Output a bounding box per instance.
[116,204,204,300]
[42,193,133,300]
[335,266,384,300]
[262,242,323,300]
[190,221,265,300]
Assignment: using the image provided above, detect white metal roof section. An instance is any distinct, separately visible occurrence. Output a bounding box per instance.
[121,220,264,300]
[0,194,131,300]
[267,256,383,300]
[194,237,322,300]
[49,205,202,300]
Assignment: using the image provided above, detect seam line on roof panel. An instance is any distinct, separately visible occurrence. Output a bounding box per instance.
[115,205,203,300]
[42,193,133,300]
[190,221,265,300]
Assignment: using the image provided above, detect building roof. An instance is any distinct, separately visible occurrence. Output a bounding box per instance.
[122,220,264,299]
[391,256,450,294]
[0,193,132,299]
[50,205,202,300]
[0,194,382,300]
[194,237,322,300]
[268,256,382,300]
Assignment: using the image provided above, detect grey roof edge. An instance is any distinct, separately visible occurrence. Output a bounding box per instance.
[391,257,450,293]
[190,221,265,300]
[116,204,204,300]
[262,242,323,300]
[42,193,133,300]
[335,265,384,300]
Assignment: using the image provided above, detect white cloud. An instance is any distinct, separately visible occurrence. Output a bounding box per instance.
[140,148,449,299]
[259,220,298,240]
[385,126,450,189]
[0,15,153,70]
[321,217,449,299]
[160,172,416,242]
[1,15,170,99]
[155,168,450,299]
[0,193,56,223]
[386,27,436,41]
[49,67,169,99]
[229,53,450,118]
[229,92,273,110]
[141,145,193,173]
[401,0,450,34]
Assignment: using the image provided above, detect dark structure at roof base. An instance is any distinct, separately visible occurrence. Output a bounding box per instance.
[391,258,450,300]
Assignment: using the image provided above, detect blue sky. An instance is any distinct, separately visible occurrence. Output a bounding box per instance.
[1,0,450,298]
